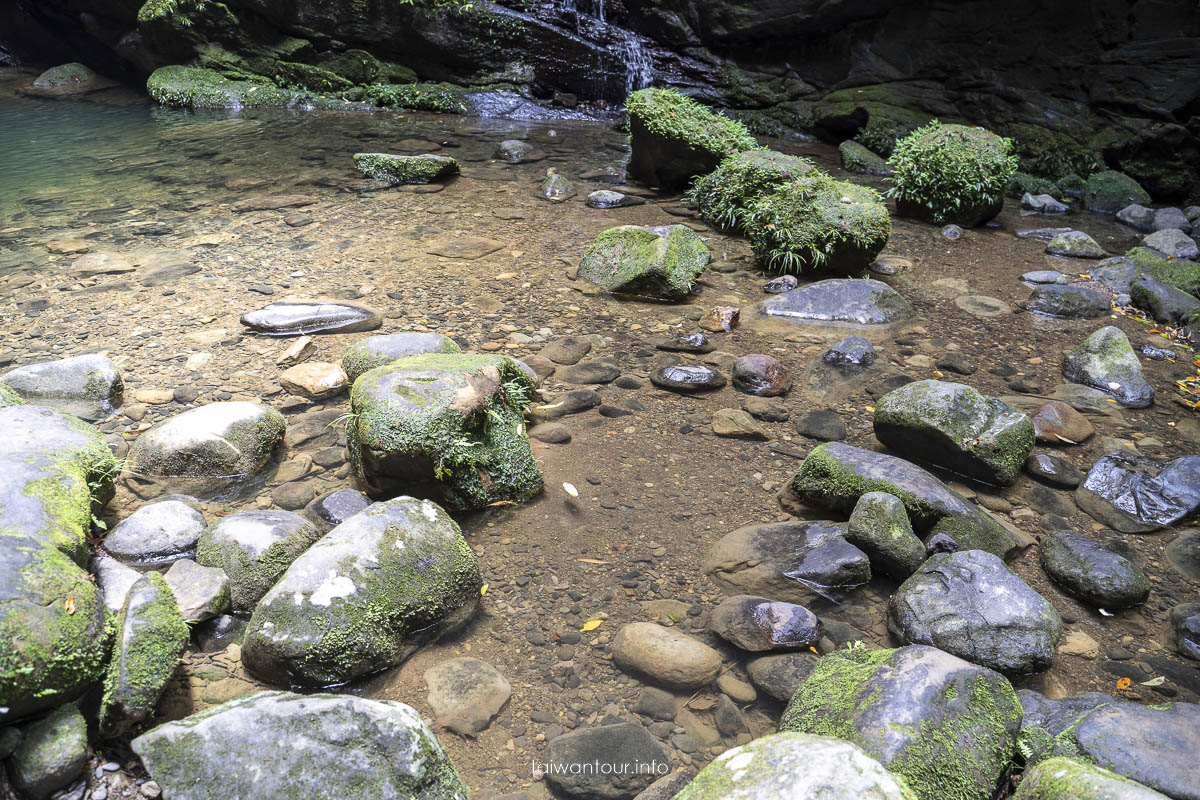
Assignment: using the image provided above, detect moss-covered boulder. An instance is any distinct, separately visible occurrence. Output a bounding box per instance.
[1008,172,1061,199]
[0,532,111,723]
[1125,246,1200,297]
[674,731,916,800]
[242,498,482,687]
[1083,171,1151,214]
[888,550,1062,673]
[785,442,1020,559]
[873,380,1035,486]
[1061,326,1154,408]
[1013,757,1169,800]
[127,401,286,497]
[577,224,710,300]
[342,333,461,384]
[131,691,468,800]
[147,65,348,110]
[0,353,123,421]
[626,87,759,190]
[349,353,541,510]
[195,510,322,612]
[840,140,892,176]
[780,645,1021,800]
[813,86,932,155]
[0,384,23,407]
[745,173,891,274]
[686,149,817,232]
[5,702,89,798]
[888,121,1018,226]
[352,153,460,185]
[99,572,189,736]
[847,491,926,579]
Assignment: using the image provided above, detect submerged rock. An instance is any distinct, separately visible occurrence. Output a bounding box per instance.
[731,354,790,396]
[239,299,383,336]
[674,733,914,800]
[341,332,461,383]
[352,153,459,184]
[578,224,709,300]
[822,334,876,372]
[242,498,482,687]
[348,353,542,510]
[1023,284,1111,318]
[493,139,541,163]
[1075,451,1200,533]
[1061,326,1153,408]
[99,572,189,735]
[780,645,1020,800]
[655,333,713,353]
[0,353,123,420]
[1039,529,1150,608]
[704,520,871,602]
[888,549,1061,673]
[195,510,322,612]
[873,379,1035,486]
[762,279,914,325]
[131,691,467,800]
[538,170,576,202]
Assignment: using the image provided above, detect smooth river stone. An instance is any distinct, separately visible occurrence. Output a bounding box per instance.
[610,622,721,689]
[650,364,726,392]
[762,279,914,325]
[240,299,383,336]
[710,595,822,651]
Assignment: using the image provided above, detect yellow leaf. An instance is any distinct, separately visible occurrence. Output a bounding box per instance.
[480,584,488,595]
[1116,677,1131,690]
[64,597,76,615]
[580,619,603,632]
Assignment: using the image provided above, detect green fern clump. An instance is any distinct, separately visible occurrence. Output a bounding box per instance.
[745,173,891,275]
[888,120,1018,226]
[686,150,817,232]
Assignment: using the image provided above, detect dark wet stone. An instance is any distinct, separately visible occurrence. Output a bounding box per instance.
[240,299,383,336]
[794,409,847,442]
[1021,270,1069,285]
[732,354,790,397]
[1039,529,1150,609]
[558,359,620,385]
[195,614,246,652]
[650,365,726,392]
[745,652,819,702]
[1089,256,1140,295]
[787,442,1020,559]
[710,595,822,652]
[544,723,670,800]
[1131,279,1200,327]
[763,279,914,325]
[586,190,626,209]
[704,520,871,603]
[1139,344,1176,361]
[846,491,926,579]
[935,352,977,375]
[888,549,1062,673]
[1167,532,1200,582]
[1117,204,1155,232]
[822,335,876,373]
[941,224,963,240]
[1017,227,1073,241]
[303,488,371,532]
[762,274,799,294]
[1068,701,1200,800]
[1075,452,1200,533]
[1169,603,1200,660]
[1023,284,1110,318]
[655,333,713,353]
[1062,326,1154,408]
[1025,453,1083,488]
[925,533,959,555]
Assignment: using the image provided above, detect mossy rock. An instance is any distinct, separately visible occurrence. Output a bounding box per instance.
[360,82,468,113]
[0,353,124,421]
[352,153,460,185]
[840,140,891,176]
[780,645,1021,800]
[1083,171,1151,214]
[272,61,352,92]
[348,353,542,511]
[1061,326,1154,408]
[131,691,469,800]
[814,87,932,155]
[99,572,189,736]
[320,49,381,85]
[726,101,814,138]
[626,87,759,190]
[32,62,94,88]
[146,65,359,110]
[1013,756,1169,800]
[6,702,88,798]
[195,510,322,612]
[1125,246,1200,297]
[889,121,1018,226]
[241,498,482,687]
[1006,123,1101,181]
[686,149,817,232]
[1008,172,1061,199]
[0,531,111,722]
[745,173,891,274]
[577,224,710,300]
[342,333,461,384]
[0,384,23,407]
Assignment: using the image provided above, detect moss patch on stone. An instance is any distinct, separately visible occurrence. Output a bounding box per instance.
[0,384,23,407]
[1083,171,1151,214]
[360,82,469,113]
[578,224,710,300]
[146,65,362,110]
[1125,247,1200,296]
[686,149,817,232]
[353,153,460,185]
[627,88,759,163]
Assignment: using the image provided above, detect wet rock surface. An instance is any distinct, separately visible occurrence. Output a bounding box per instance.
[762,279,914,325]
[1062,326,1154,408]
[1039,529,1150,609]
[1075,452,1200,533]
[239,299,383,335]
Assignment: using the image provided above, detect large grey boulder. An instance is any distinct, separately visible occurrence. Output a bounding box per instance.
[242,498,482,688]
[99,572,189,735]
[1013,757,1169,800]
[887,550,1061,673]
[762,279,914,325]
[0,353,123,420]
[673,732,916,800]
[1023,284,1111,318]
[341,332,461,383]
[348,353,542,510]
[1144,228,1199,260]
[1062,326,1154,408]
[873,380,1035,486]
[786,442,1021,559]
[1039,529,1150,608]
[780,645,1021,800]
[577,224,709,300]
[544,723,673,800]
[1075,452,1200,533]
[195,510,322,612]
[704,520,871,603]
[131,691,468,800]
[1131,279,1200,327]
[5,703,88,800]
[100,499,206,566]
[127,402,286,497]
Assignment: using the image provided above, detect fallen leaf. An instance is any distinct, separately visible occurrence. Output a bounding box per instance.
[1116,677,1131,690]
[480,584,488,595]
[64,597,76,615]
[576,558,611,565]
[562,482,579,498]
[1140,676,1166,686]
[580,619,603,632]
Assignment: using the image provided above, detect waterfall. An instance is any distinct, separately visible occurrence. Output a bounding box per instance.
[553,0,653,96]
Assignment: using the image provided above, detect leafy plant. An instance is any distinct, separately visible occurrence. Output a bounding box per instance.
[686,150,816,232]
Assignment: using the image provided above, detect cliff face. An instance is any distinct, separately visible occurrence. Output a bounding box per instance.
[6,0,1199,199]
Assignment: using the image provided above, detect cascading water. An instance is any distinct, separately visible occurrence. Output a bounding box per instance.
[554,0,654,97]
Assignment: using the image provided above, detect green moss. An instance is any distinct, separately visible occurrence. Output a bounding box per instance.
[1005,123,1100,180]
[1008,172,1061,199]
[888,120,1018,226]
[686,149,817,232]
[1083,171,1151,214]
[726,101,814,138]
[0,384,23,407]
[626,87,759,162]
[353,153,460,185]
[1125,246,1200,296]
[840,140,889,175]
[272,61,352,92]
[779,646,892,733]
[360,82,468,113]
[146,65,363,110]
[196,516,321,612]
[744,172,891,274]
[577,224,710,299]
[815,87,932,155]
[343,335,461,384]
[1013,757,1161,800]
